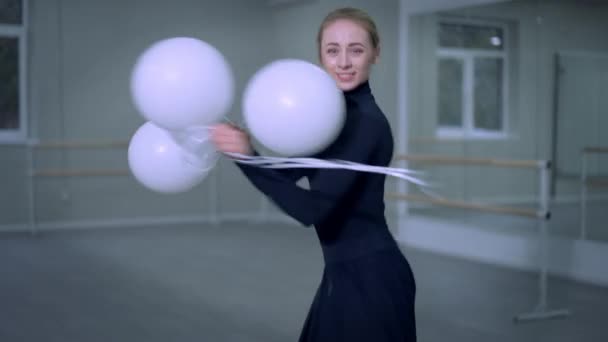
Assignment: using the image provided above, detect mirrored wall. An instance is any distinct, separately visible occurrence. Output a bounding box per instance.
[405,0,608,242]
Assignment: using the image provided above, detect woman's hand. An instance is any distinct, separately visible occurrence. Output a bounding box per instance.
[210,123,254,156]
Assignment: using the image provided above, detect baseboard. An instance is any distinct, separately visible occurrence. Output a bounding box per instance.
[397,216,608,287]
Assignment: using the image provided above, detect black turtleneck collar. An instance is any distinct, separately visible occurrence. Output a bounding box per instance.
[343,80,371,101]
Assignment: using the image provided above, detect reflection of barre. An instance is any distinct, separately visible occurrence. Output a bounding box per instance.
[386,193,550,219]
[583,146,608,154]
[585,177,608,188]
[579,145,608,241]
[395,154,550,170]
[32,169,130,177]
[30,141,129,149]
[26,141,130,235]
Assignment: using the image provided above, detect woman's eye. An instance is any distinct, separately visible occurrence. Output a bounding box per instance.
[327,48,338,54]
[352,49,364,54]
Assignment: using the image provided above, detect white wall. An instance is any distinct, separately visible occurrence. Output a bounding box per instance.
[0,0,279,228]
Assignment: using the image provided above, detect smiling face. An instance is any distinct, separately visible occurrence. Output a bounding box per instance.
[319,19,379,91]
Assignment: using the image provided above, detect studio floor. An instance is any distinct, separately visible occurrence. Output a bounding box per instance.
[1,222,607,342]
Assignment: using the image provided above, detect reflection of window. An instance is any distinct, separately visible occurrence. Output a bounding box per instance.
[0,0,26,142]
[437,20,508,138]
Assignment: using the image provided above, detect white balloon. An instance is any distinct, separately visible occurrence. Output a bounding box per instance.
[128,122,216,193]
[130,37,234,130]
[243,59,345,157]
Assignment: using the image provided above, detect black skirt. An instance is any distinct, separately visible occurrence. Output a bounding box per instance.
[298,245,417,342]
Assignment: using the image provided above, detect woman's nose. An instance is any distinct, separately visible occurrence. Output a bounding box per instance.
[337,52,351,69]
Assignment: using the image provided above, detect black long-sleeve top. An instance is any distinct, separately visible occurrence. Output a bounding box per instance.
[237,80,397,263]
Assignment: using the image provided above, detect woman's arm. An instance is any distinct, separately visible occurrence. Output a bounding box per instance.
[212,124,308,183]
[235,117,380,227]
[249,149,310,183]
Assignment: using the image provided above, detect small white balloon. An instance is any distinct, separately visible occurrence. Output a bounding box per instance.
[130,37,234,130]
[128,122,216,193]
[243,59,345,157]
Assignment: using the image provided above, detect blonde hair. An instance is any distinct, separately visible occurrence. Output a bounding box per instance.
[317,7,380,56]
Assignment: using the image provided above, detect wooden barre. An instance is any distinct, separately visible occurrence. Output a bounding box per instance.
[394,154,548,169]
[408,137,449,145]
[28,141,553,171]
[408,137,479,144]
[32,169,131,177]
[31,141,129,149]
[583,147,608,154]
[386,193,549,219]
[585,177,608,188]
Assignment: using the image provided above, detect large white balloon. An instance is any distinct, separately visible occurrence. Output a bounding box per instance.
[243,59,345,157]
[130,37,234,130]
[128,122,217,193]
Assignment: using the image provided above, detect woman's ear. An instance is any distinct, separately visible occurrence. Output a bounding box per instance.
[372,45,381,64]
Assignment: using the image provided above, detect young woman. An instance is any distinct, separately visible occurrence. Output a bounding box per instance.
[212,7,417,342]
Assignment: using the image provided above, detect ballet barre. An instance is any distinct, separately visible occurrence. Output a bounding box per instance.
[28,141,130,178]
[30,140,129,149]
[582,146,608,154]
[579,146,608,240]
[25,138,222,230]
[385,193,548,219]
[395,154,549,169]
[389,154,570,323]
[585,178,608,187]
[31,169,130,177]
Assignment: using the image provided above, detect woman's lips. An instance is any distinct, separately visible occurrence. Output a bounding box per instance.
[336,72,355,82]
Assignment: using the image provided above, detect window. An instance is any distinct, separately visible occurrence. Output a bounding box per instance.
[0,0,26,143]
[437,19,509,139]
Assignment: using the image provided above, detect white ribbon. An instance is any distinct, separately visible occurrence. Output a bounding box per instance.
[173,122,433,191]
[225,152,431,188]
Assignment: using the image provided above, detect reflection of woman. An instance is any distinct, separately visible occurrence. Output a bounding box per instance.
[212,7,417,342]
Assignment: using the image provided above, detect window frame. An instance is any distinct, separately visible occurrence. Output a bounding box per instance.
[0,0,28,144]
[436,17,510,140]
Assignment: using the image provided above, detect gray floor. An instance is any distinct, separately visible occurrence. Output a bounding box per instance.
[1,223,607,342]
